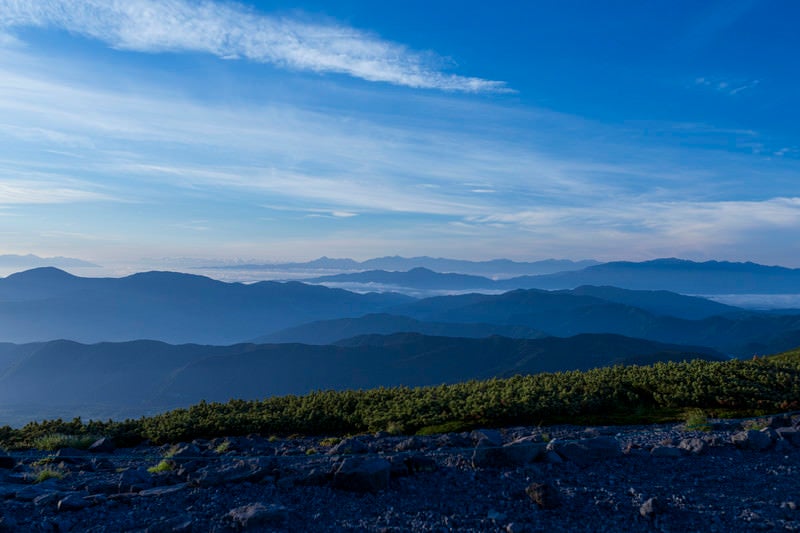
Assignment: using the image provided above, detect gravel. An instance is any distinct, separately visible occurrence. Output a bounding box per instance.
[1,416,799,532]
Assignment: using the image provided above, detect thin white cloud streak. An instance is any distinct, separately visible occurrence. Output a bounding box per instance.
[119,164,485,216]
[0,30,20,46]
[0,123,95,148]
[695,76,759,96]
[0,179,113,204]
[0,0,509,93]
[471,197,800,247]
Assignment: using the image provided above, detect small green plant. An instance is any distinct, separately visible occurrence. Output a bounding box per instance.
[32,433,98,451]
[416,420,472,436]
[147,460,174,474]
[214,440,231,454]
[319,437,341,447]
[684,409,711,432]
[305,447,318,455]
[34,468,64,483]
[31,456,57,467]
[268,435,279,443]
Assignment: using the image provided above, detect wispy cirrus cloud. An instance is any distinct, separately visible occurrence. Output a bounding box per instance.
[695,76,759,96]
[0,0,510,93]
[0,178,114,204]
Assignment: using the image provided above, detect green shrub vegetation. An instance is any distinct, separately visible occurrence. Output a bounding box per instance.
[147,460,174,474]
[31,433,99,451]
[1,350,799,449]
[214,440,231,454]
[683,408,712,431]
[34,468,64,483]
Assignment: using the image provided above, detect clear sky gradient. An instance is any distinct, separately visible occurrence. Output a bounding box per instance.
[1,0,799,268]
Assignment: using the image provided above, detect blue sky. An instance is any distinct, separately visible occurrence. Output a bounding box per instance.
[1,0,799,270]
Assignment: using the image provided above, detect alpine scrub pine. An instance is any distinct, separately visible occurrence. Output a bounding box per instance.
[1,351,799,449]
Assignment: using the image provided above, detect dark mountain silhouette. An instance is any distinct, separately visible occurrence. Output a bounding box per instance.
[255,313,546,345]
[0,268,412,344]
[507,258,800,294]
[392,289,800,357]
[0,333,724,424]
[205,256,598,277]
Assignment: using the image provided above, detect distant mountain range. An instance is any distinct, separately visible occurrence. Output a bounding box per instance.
[521,259,800,294]
[0,267,411,344]
[306,267,500,290]
[204,256,599,277]
[0,333,725,425]
[0,254,99,270]
[305,259,800,295]
[255,313,546,345]
[2,267,800,356]
[391,289,800,357]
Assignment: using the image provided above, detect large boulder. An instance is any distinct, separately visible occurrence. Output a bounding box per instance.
[776,427,800,447]
[526,482,561,509]
[332,457,391,492]
[118,467,152,493]
[472,436,546,468]
[328,437,368,455]
[188,460,264,487]
[549,436,621,467]
[167,443,203,462]
[57,492,91,512]
[731,429,773,451]
[650,446,683,458]
[678,438,707,455]
[228,503,288,529]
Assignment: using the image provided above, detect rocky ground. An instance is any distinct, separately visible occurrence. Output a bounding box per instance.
[1,415,800,532]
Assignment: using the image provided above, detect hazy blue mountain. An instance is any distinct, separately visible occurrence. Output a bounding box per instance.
[508,258,800,294]
[302,261,800,303]
[306,267,497,290]
[566,285,741,319]
[0,268,413,344]
[392,289,800,357]
[0,254,99,270]
[255,313,546,344]
[0,333,724,424]
[205,256,599,277]
[357,257,599,276]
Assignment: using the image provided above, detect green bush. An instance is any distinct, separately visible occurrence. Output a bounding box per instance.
[147,460,174,474]
[32,433,98,451]
[34,468,64,483]
[683,409,711,431]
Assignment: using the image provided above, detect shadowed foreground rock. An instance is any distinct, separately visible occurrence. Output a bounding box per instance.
[1,414,799,531]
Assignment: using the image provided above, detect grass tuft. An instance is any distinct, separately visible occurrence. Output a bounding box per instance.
[684,409,712,432]
[147,460,174,474]
[34,468,64,483]
[32,433,98,451]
